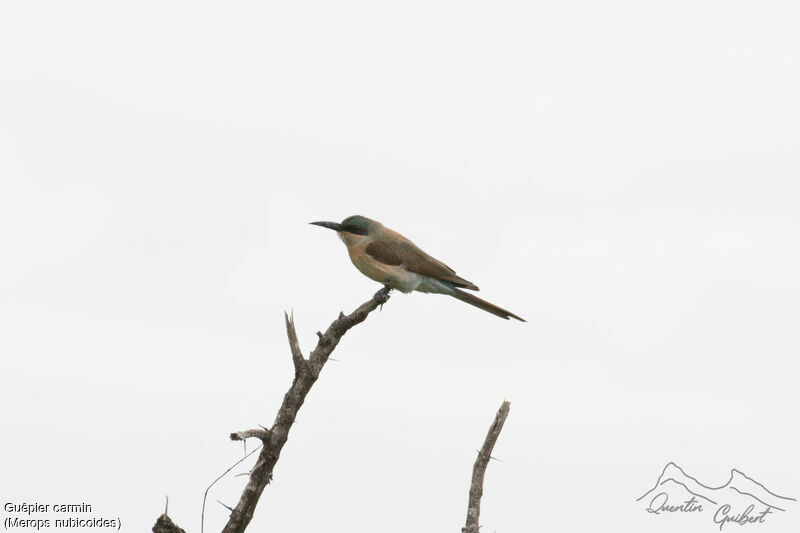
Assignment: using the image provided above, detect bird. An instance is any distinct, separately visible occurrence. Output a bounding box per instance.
[311,215,524,321]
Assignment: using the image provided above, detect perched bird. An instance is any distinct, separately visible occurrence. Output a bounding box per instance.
[311,215,524,321]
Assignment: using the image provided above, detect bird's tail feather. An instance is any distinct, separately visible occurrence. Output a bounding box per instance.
[451,288,525,322]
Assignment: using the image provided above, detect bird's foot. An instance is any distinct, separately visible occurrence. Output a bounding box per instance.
[378,285,393,311]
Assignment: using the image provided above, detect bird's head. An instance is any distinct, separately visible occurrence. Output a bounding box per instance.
[310,215,377,236]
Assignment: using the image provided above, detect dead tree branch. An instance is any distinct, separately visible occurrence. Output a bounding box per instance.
[220,285,392,533]
[462,400,511,533]
[153,514,186,533]
[152,286,391,533]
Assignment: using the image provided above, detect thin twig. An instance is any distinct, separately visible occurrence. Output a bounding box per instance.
[200,444,263,533]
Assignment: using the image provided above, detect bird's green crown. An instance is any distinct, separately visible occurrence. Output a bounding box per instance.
[340,215,374,235]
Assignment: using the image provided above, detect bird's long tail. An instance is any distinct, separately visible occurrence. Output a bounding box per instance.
[451,288,525,322]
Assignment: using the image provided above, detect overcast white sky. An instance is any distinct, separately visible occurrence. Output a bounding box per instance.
[1,2,799,532]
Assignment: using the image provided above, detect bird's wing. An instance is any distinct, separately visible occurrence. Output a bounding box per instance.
[365,238,479,290]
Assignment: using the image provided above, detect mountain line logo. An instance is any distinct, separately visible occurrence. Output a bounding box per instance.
[637,462,796,530]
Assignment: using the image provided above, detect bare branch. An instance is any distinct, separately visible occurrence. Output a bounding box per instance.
[230,429,271,442]
[219,285,392,533]
[462,400,511,533]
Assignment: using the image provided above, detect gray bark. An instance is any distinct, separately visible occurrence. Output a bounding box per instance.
[462,401,511,533]
[151,286,392,533]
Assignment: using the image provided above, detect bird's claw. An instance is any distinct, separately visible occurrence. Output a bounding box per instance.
[379,285,393,311]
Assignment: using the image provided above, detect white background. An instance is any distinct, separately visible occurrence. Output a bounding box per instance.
[1,2,798,532]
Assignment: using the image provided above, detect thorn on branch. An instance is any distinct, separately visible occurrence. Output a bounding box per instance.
[217,500,234,512]
[474,450,503,462]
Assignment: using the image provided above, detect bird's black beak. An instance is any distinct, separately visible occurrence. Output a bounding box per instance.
[310,221,343,232]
